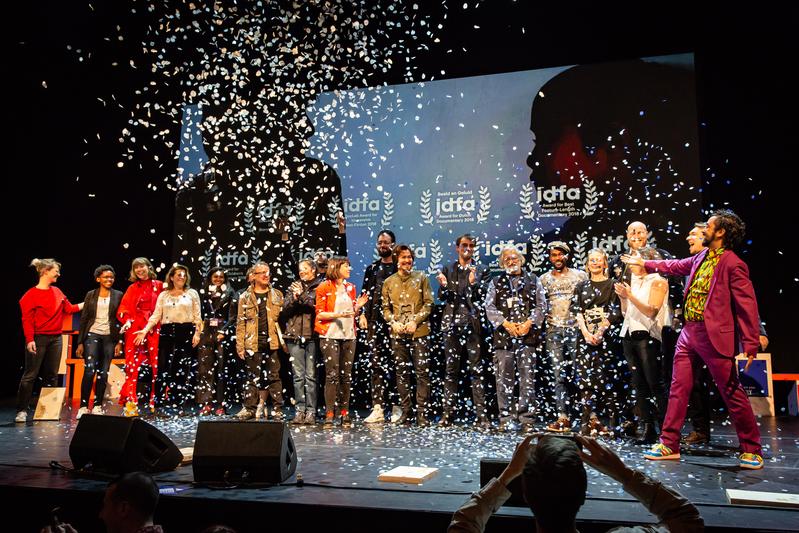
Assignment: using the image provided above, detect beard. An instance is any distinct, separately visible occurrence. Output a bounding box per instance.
[378,248,393,258]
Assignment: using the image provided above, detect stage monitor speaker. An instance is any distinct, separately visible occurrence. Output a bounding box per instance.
[69,415,183,473]
[479,458,526,507]
[193,420,297,484]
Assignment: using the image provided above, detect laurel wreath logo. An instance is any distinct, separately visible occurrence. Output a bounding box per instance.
[244,198,256,236]
[291,201,306,234]
[527,234,547,273]
[427,239,443,275]
[477,186,491,224]
[200,247,213,281]
[520,183,536,221]
[380,191,394,228]
[573,231,589,267]
[582,179,598,217]
[419,189,433,225]
[327,199,341,228]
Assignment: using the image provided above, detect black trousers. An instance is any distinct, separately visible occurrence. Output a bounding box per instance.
[320,338,356,414]
[366,320,394,407]
[392,336,430,415]
[17,334,62,412]
[80,333,116,408]
[442,323,485,417]
[153,323,197,410]
[575,339,620,428]
[242,348,284,410]
[622,333,666,425]
[196,326,225,406]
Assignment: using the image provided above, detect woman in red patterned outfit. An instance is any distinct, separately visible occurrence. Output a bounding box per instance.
[117,258,164,417]
[16,258,83,423]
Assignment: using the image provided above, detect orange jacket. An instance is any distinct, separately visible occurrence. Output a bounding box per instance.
[314,279,357,336]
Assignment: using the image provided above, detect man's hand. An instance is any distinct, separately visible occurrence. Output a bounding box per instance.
[114,343,123,357]
[575,435,632,484]
[237,349,245,360]
[468,266,476,285]
[742,353,755,373]
[358,314,368,330]
[759,335,769,352]
[498,435,533,488]
[405,321,417,334]
[26,341,37,353]
[192,331,201,348]
[391,321,405,335]
[75,344,84,358]
[356,293,369,309]
[119,320,132,334]
[620,254,644,268]
[503,320,519,337]
[517,320,532,336]
[436,272,448,287]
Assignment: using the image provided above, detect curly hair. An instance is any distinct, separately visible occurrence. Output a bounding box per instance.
[710,209,746,250]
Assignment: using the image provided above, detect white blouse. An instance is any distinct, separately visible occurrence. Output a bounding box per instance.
[143,289,202,333]
[620,273,671,341]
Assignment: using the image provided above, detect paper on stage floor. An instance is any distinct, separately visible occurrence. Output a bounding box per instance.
[378,466,438,484]
[726,488,799,508]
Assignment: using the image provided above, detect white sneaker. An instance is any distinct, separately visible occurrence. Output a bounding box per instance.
[364,405,385,424]
[390,405,403,424]
[15,411,27,423]
[76,407,90,419]
[255,403,265,419]
[91,406,104,415]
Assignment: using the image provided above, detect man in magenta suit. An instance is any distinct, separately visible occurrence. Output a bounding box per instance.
[622,209,763,469]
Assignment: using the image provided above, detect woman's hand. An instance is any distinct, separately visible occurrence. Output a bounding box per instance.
[614,282,631,299]
[75,344,84,358]
[355,293,369,310]
[133,330,146,346]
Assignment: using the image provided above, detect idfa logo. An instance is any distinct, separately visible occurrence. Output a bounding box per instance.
[343,197,380,213]
[593,235,626,253]
[408,243,427,259]
[537,185,581,202]
[435,196,475,216]
[216,251,249,267]
[480,240,528,258]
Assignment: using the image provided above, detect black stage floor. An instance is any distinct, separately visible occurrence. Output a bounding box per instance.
[1,405,798,533]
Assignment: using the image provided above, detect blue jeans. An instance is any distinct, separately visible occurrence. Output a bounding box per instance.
[80,333,116,408]
[289,339,317,413]
[545,326,578,416]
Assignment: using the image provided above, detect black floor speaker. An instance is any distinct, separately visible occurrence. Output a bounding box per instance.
[480,458,526,507]
[192,420,297,484]
[69,415,183,473]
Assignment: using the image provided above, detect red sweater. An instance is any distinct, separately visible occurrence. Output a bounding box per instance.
[20,286,81,343]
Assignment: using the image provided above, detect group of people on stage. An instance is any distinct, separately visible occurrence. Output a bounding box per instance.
[16,209,765,469]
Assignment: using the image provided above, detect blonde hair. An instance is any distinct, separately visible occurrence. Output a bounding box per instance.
[30,258,61,277]
[129,257,157,282]
[164,264,192,290]
[498,247,525,269]
[585,248,609,270]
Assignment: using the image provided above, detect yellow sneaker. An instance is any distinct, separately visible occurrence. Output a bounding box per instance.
[644,443,680,461]
[123,401,139,417]
[739,452,764,470]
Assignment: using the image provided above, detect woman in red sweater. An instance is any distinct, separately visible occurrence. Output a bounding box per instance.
[17,258,83,423]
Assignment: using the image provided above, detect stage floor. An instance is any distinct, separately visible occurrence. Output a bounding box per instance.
[1,405,798,532]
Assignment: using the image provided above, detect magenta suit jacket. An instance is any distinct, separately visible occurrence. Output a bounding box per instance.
[644,249,760,357]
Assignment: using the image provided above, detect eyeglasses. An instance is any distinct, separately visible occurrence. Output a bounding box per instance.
[253,271,269,276]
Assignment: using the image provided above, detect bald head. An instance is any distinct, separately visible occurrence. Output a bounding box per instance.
[626,221,648,251]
